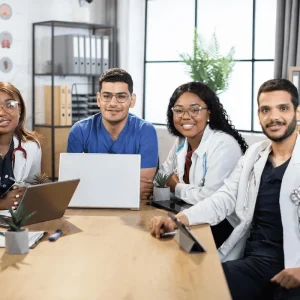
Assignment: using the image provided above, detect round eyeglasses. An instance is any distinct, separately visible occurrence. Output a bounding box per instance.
[0,100,20,114]
[100,93,131,103]
[171,106,207,118]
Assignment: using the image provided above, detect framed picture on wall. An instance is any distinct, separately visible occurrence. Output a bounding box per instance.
[288,66,300,133]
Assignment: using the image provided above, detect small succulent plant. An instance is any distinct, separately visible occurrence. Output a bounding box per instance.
[0,201,36,232]
[154,172,170,188]
[32,173,50,185]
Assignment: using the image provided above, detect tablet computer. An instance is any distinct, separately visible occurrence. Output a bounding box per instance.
[168,212,206,252]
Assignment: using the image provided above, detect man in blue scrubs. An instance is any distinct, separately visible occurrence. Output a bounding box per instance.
[67,68,159,200]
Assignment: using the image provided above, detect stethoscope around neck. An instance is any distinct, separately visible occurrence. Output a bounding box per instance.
[10,138,27,184]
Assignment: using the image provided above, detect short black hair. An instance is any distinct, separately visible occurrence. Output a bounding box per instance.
[167,81,248,154]
[99,68,133,94]
[257,78,299,111]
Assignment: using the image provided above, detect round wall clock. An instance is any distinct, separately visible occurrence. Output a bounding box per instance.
[0,31,12,48]
[0,57,13,73]
[0,3,12,20]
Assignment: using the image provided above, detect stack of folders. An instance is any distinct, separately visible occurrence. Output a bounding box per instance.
[44,85,72,126]
[54,34,110,75]
[72,94,99,123]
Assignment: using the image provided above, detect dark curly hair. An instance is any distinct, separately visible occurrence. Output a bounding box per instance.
[167,81,248,153]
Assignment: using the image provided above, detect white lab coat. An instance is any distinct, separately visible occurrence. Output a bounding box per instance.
[159,126,243,213]
[183,134,300,268]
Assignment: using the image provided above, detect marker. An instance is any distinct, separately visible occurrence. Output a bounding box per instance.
[48,229,63,242]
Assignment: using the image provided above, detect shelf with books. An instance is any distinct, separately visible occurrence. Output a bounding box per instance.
[32,20,116,179]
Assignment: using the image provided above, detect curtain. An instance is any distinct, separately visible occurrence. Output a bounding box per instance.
[274,0,300,78]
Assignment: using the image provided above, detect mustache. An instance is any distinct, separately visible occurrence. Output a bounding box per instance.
[266,121,286,127]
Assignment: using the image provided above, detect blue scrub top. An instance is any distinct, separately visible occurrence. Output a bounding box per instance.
[67,113,158,169]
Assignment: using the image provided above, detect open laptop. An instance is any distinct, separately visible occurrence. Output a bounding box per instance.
[58,153,141,209]
[0,179,80,227]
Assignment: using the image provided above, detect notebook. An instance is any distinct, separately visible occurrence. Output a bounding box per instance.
[0,231,47,249]
[58,153,141,209]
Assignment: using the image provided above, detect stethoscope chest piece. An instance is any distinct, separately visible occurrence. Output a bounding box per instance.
[291,187,300,205]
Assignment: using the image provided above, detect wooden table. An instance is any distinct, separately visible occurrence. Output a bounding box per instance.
[0,203,231,300]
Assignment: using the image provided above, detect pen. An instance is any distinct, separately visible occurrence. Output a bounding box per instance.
[48,229,63,242]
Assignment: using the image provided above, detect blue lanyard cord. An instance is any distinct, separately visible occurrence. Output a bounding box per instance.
[203,153,207,178]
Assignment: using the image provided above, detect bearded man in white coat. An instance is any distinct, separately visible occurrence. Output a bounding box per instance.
[150,78,300,300]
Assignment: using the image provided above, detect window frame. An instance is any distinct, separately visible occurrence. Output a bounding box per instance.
[142,0,274,133]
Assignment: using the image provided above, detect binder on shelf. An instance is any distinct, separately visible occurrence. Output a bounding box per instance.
[54,35,79,74]
[44,85,67,125]
[91,36,97,75]
[96,36,102,75]
[65,85,72,125]
[78,35,85,74]
[102,35,109,72]
[85,36,91,75]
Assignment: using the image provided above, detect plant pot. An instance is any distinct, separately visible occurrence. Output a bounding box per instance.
[5,228,29,255]
[153,186,170,201]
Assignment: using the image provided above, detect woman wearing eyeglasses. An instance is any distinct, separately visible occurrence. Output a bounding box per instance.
[0,82,41,209]
[154,81,248,247]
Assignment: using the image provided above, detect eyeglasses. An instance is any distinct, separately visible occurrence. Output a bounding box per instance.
[171,106,207,118]
[0,101,20,114]
[290,187,300,236]
[100,93,131,103]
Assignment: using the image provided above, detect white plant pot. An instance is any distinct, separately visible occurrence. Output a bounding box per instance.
[153,186,170,201]
[5,228,29,255]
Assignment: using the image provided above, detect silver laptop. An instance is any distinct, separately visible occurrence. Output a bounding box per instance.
[0,179,80,227]
[58,153,141,209]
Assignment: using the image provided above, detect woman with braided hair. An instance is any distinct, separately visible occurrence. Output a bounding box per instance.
[155,81,247,247]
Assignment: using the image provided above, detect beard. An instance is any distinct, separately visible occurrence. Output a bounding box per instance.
[262,116,297,142]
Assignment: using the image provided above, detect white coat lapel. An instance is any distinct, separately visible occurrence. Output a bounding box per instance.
[176,140,188,180]
[253,144,271,195]
[280,135,300,267]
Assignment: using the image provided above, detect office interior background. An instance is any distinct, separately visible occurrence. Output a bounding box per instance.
[0,0,289,164]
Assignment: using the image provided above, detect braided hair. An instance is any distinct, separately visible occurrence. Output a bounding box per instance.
[167,81,248,153]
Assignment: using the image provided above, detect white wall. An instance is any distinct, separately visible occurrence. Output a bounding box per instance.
[0,0,106,128]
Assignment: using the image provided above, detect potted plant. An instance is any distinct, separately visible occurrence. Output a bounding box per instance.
[180,30,235,95]
[32,173,50,185]
[153,172,170,201]
[0,201,36,254]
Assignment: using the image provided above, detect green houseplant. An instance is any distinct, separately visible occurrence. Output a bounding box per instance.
[153,172,170,201]
[180,30,235,95]
[0,201,36,254]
